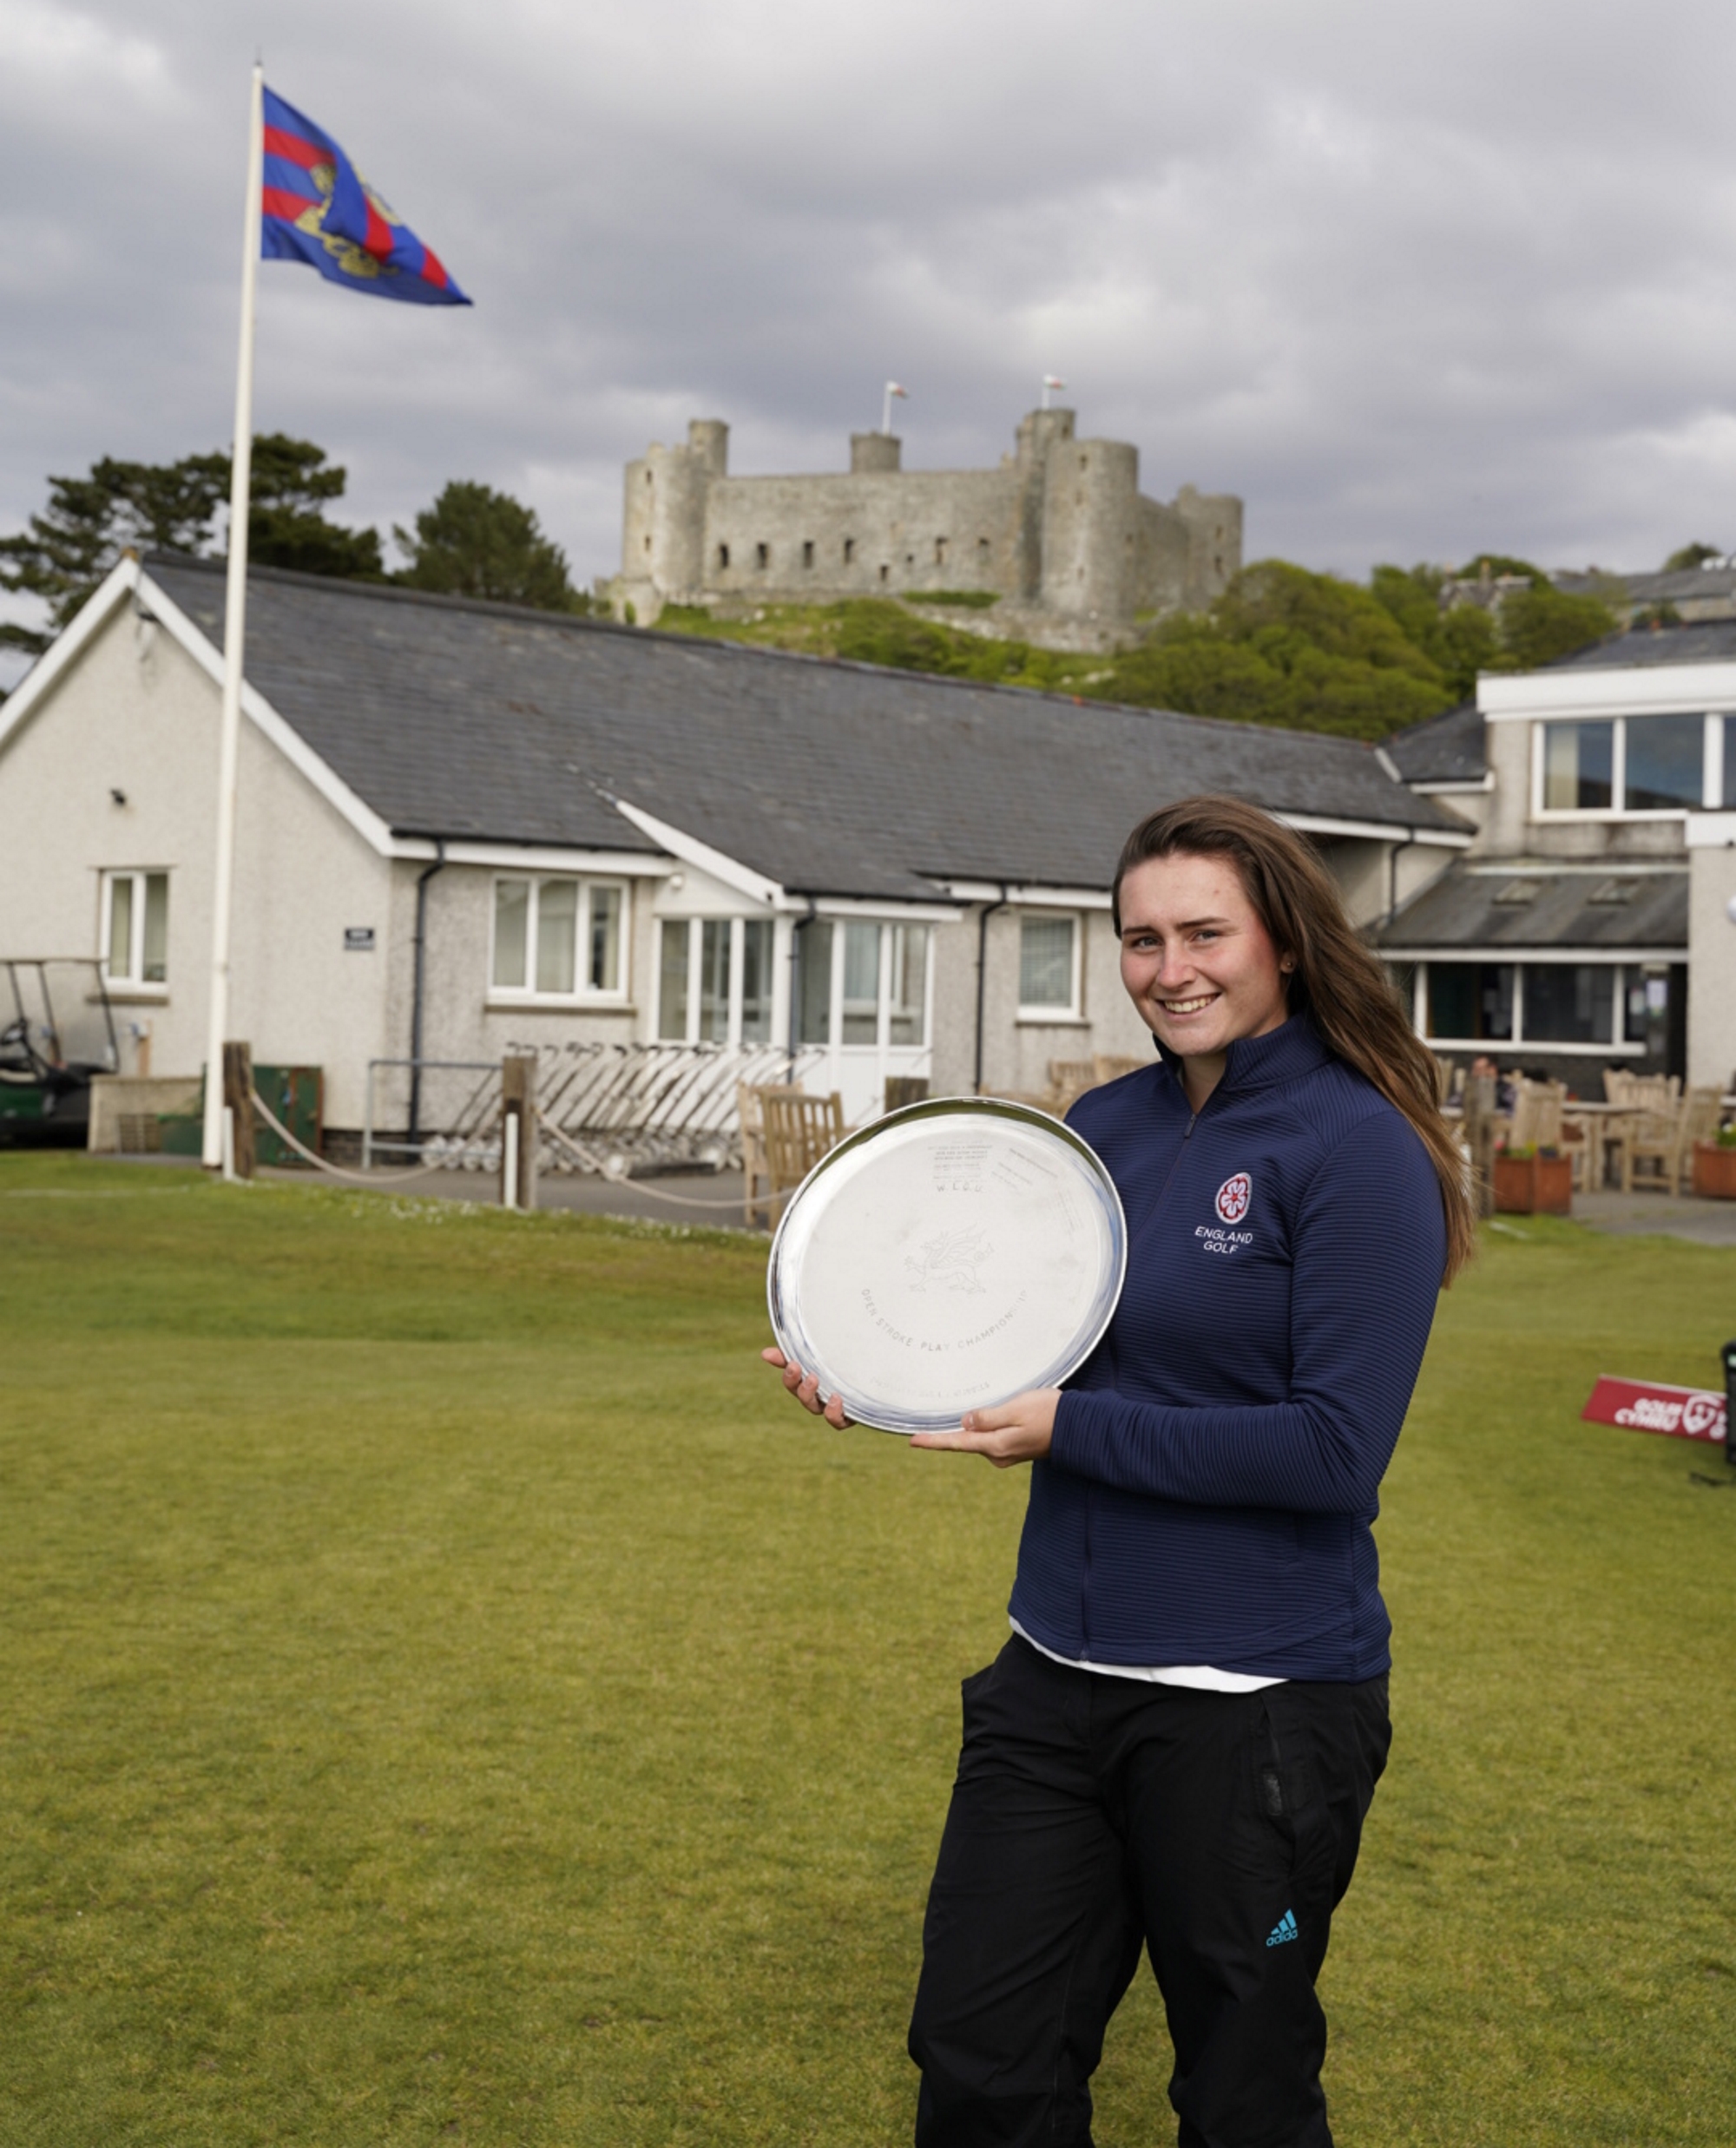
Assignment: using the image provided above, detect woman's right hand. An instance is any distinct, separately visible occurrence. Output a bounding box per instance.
[762,1346,854,1430]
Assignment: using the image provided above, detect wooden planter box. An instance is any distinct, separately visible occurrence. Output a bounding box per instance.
[1691,1142,1736,1200]
[1493,1152,1573,1215]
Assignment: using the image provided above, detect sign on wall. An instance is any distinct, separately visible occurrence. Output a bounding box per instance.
[344,927,376,952]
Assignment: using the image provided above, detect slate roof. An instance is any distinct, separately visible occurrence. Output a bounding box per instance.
[1547,617,1736,668]
[1377,864,1687,951]
[146,555,1464,903]
[1384,699,1485,785]
[1555,565,1736,608]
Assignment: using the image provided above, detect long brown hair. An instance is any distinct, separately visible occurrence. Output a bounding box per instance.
[1112,793,1475,1283]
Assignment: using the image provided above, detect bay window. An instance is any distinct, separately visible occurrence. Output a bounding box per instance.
[491,877,626,998]
[658,917,777,1044]
[793,917,930,1048]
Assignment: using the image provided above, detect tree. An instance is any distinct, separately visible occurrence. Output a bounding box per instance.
[1095,562,1455,739]
[393,481,587,611]
[0,452,227,653]
[1370,563,1500,702]
[247,435,384,580]
[0,436,385,654]
[1663,542,1721,572]
[1496,581,1618,668]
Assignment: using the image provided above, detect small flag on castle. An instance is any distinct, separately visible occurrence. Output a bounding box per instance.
[261,86,470,305]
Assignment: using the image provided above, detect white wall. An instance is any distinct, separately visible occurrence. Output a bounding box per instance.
[0,600,396,1127]
[1687,832,1736,1092]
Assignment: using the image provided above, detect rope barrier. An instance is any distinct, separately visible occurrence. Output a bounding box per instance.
[249,1092,766,1217]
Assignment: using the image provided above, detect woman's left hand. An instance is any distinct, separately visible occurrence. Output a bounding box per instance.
[911,1389,1060,1468]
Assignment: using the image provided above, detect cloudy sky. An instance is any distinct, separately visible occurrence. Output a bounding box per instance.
[7,0,1736,673]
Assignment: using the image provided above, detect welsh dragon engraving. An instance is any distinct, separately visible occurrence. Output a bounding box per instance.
[904,1225,993,1294]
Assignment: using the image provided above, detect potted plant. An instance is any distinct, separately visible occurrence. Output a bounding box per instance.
[1493,1142,1574,1216]
[1691,1125,1736,1200]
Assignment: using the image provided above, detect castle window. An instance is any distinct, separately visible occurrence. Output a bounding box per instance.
[934,537,948,566]
[878,564,889,585]
[1079,455,1088,471]
[645,470,653,484]
[977,537,990,555]
[644,535,652,552]
[717,543,729,569]
[802,540,814,568]
[755,542,769,569]
[844,538,856,564]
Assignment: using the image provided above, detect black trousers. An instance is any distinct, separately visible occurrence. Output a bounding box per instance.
[908,1636,1390,2148]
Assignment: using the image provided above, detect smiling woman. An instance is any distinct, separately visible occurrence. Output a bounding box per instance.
[767,795,1475,2146]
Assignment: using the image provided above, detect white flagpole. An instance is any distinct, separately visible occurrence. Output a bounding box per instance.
[202,62,263,1168]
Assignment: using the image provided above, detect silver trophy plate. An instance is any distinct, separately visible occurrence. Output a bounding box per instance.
[767,1097,1127,1436]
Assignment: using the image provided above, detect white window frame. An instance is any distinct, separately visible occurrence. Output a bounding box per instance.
[1531,713,1723,821]
[1410,956,1650,1056]
[99,868,169,995]
[655,916,779,1046]
[792,916,936,1051]
[488,874,629,1005]
[1016,909,1084,1021]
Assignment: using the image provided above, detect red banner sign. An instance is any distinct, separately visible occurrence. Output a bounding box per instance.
[1581,1376,1727,1443]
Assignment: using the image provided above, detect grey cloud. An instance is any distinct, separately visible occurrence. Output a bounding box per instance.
[8,0,1736,681]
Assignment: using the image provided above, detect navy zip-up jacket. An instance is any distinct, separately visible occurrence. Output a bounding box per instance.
[1009,1015,1445,1684]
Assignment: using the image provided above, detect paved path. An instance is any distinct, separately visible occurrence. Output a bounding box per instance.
[1568,1187,1736,1247]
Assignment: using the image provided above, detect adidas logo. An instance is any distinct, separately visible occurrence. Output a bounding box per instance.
[1266,1909,1299,1948]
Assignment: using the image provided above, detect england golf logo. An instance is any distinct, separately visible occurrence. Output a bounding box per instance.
[1215,1173,1252,1225]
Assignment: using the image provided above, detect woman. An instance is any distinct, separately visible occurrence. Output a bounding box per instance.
[767,795,1474,2148]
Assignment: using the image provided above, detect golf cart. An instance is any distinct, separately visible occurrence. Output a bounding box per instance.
[0,959,121,1148]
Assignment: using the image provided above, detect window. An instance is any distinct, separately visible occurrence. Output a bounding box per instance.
[802,540,814,569]
[1421,960,1638,1051]
[717,542,730,569]
[491,877,626,998]
[844,538,855,565]
[1625,714,1705,811]
[1537,712,1726,814]
[842,923,880,1044]
[102,870,168,986]
[755,542,770,569]
[1424,962,1514,1041]
[794,918,930,1048]
[659,916,779,1044]
[935,536,948,566]
[797,920,832,1045]
[1522,964,1614,1044]
[1019,913,1080,1015]
[1542,722,1613,811]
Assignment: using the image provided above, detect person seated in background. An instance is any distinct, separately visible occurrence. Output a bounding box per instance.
[1469,1054,1516,1113]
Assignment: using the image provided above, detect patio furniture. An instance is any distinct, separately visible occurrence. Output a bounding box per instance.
[739,1081,821,1227]
[1092,1054,1147,1086]
[1621,1087,1722,1196]
[1044,1059,1098,1114]
[759,1087,846,1224]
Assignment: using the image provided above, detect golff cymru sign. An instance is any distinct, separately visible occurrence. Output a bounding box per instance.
[1581,1376,1726,1444]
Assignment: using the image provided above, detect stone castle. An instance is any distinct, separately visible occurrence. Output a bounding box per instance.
[605,407,1242,644]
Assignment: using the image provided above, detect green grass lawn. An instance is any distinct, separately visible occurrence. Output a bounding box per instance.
[1,1154,1732,2145]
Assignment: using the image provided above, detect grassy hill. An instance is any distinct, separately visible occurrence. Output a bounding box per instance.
[652,560,1621,743]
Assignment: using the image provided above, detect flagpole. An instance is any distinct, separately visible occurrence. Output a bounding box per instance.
[202,62,263,1169]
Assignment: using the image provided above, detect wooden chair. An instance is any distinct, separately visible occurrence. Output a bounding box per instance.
[760,1087,845,1222]
[884,1075,930,1115]
[1044,1059,1098,1114]
[1509,1079,1566,1156]
[739,1081,805,1227]
[1622,1087,1720,1195]
[1093,1054,1147,1087]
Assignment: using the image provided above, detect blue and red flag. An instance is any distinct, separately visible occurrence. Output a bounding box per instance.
[260,88,470,305]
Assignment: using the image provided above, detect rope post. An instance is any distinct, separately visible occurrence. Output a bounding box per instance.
[221,1041,256,1180]
[501,1053,537,1212]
